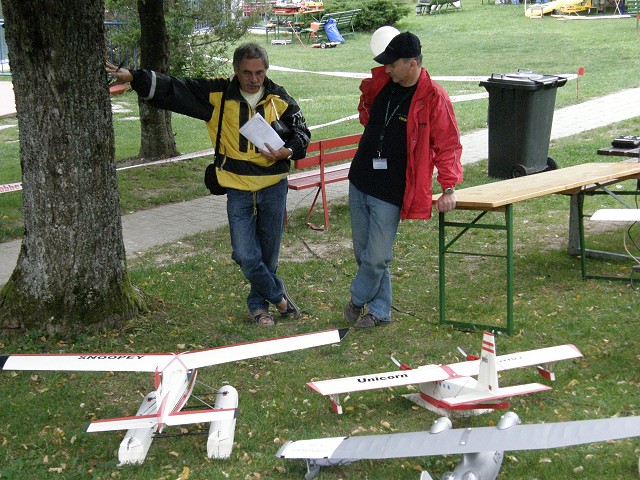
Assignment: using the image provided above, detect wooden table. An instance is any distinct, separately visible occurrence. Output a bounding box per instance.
[271,8,324,41]
[438,162,640,335]
[597,146,640,158]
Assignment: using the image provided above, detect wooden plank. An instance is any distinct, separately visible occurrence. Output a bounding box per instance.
[287,163,351,190]
[597,146,640,158]
[448,163,640,210]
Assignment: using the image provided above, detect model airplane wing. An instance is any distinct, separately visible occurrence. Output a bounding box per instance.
[0,329,348,373]
[277,415,640,462]
[180,329,348,370]
[307,365,452,396]
[445,344,583,378]
[0,352,175,372]
[308,343,582,397]
[493,344,583,372]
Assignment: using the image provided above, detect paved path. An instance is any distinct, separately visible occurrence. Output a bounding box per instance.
[2,81,640,285]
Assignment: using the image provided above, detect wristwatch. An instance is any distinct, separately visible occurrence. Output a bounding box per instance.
[444,187,455,195]
[286,148,293,160]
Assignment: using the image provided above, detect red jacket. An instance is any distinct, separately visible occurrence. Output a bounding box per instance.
[358,66,463,220]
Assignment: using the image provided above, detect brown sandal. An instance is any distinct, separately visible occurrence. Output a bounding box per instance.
[253,312,275,327]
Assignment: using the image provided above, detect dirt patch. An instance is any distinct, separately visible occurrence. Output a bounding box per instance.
[280,238,352,263]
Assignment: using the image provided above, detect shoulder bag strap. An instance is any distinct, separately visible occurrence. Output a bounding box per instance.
[214,90,226,168]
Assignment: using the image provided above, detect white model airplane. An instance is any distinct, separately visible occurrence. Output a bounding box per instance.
[307,331,582,415]
[0,328,347,464]
[277,411,640,479]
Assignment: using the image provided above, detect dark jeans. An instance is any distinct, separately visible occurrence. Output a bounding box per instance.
[227,179,288,315]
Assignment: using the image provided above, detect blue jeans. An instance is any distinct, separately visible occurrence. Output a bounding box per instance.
[227,179,288,315]
[348,182,401,322]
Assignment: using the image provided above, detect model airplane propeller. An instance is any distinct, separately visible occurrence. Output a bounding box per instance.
[1,328,348,464]
[277,411,640,479]
[307,331,583,415]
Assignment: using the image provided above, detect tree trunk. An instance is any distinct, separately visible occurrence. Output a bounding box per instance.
[137,0,179,160]
[0,0,146,334]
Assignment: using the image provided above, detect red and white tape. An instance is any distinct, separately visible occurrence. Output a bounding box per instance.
[0,182,22,193]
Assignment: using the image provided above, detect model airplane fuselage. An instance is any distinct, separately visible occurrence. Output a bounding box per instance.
[307,331,582,415]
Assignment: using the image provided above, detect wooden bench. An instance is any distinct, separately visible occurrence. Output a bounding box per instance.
[287,133,362,229]
[302,9,362,43]
[416,0,461,14]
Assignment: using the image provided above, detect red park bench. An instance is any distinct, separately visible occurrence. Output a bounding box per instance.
[287,133,362,229]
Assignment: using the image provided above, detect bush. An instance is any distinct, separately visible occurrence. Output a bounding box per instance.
[354,0,412,31]
[324,0,412,32]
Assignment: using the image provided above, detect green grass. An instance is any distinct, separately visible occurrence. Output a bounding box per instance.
[1,1,640,478]
[1,147,639,479]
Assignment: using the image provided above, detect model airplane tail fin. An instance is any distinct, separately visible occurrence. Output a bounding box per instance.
[86,407,237,433]
[477,331,499,392]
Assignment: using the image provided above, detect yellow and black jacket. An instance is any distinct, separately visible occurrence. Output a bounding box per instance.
[131,69,311,192]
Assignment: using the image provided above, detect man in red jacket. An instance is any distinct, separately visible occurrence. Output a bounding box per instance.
[345,31,463,328]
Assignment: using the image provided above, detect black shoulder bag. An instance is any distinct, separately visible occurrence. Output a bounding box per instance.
[204,92,227,195]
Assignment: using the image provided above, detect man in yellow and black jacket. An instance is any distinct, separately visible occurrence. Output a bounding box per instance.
[108,43,310,327]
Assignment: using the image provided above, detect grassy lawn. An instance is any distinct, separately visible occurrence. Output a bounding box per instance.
[1,1,640,478]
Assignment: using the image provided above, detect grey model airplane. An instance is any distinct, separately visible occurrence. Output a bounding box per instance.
[276,411,640,479]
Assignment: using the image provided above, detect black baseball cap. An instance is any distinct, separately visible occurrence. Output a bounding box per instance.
[373,32,422,65]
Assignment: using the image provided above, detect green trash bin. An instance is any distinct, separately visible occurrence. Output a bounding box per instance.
[480,71,567,179]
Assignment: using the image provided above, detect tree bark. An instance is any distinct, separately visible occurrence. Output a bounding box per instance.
[0,0,146,334]
[137,0,179,160]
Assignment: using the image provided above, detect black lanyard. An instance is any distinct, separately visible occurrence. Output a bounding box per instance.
[377,86,414,156]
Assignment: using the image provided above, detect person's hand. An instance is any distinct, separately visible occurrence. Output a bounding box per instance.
[435,192,456,213]
[105,61,133,84]
[260,143,292,162]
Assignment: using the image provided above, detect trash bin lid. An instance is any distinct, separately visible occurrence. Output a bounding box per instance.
[480,71,568,90]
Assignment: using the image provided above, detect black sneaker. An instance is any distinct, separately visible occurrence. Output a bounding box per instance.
[344,299,364,323]
[354,313,382,329]
[278,283,301,319]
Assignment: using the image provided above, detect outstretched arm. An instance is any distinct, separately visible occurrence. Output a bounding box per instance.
[106,61,133,84]
[105,62,218,122]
